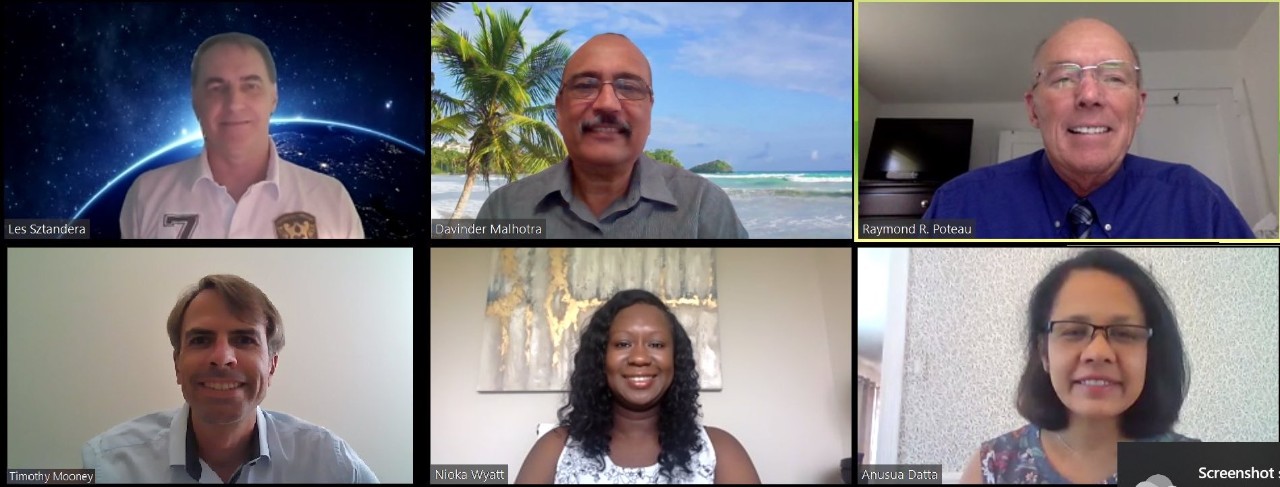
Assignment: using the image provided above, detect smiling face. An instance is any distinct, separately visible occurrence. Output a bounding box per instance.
[1043,269,1147,420]
[604,303,675,411]
[556,35,653,171]
[1025,19,1146,183]
[175,289,277,426]
[192,42,278,159]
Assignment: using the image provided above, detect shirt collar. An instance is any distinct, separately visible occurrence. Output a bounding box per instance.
[1037,150,1129,236]
[171,404,270,481]
[190,139,283,199]
[545,154,679,209]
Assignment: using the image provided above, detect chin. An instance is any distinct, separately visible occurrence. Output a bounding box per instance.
[1059,150,1122,172]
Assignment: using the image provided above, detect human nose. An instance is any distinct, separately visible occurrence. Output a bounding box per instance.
[225,86,247,109]
[208,337,237,367]
[626,345,654,365]
[1075,71,1104,107]
[1079,328,1117,362]
[589,83,623,112]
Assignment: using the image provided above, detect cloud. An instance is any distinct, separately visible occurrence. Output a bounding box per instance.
[811,149,819,161]
[671,6,852,100]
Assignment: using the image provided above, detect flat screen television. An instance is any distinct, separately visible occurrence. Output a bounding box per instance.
[862,118,973,183]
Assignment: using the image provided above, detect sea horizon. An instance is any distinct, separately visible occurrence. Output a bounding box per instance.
[431,168,853,238]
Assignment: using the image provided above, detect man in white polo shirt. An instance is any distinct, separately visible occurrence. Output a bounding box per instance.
[120,32,364,239]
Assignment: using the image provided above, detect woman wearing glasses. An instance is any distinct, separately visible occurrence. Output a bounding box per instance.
[960,250,1198,484]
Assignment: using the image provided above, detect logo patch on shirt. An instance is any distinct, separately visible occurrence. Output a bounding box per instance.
[275,212,318,239]
[163,214,199,239]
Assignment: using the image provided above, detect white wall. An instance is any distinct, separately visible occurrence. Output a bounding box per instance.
[429,247,852,484]
[1235,3,1280,215]
[887,248,1279,471]
[5,248,415,483]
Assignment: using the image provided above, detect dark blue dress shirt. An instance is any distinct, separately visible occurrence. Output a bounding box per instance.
[922,150,1255,238]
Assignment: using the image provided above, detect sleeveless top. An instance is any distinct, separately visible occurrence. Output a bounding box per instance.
[978,424,1200,484]
[553,425,717,484]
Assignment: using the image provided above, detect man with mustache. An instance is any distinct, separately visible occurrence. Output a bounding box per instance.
[121,32,364,239]
[475,33,749,238]
[82,275,378,482]
[921,19,1254,239]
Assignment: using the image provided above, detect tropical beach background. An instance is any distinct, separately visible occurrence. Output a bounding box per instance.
[431,2,854,238]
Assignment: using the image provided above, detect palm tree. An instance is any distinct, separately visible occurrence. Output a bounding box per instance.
[430,2,458,23]
[430,3,458,93]
[432,3,570,219]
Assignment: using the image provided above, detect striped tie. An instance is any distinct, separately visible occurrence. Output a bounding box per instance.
[1068,199,1096,238]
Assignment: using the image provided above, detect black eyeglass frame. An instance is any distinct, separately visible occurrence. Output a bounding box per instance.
[1045,320,1154,343]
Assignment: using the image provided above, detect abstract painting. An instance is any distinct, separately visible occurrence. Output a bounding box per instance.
[477,248,723,391]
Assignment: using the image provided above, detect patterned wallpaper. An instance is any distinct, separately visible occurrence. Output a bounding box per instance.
[897,248,1279,471]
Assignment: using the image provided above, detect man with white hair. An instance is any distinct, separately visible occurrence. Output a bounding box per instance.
[923,19,1253,239]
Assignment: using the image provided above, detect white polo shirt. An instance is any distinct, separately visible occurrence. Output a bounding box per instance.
[120,140,364,239]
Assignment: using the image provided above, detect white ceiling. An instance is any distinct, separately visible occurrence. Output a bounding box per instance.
[858,3,1268,103]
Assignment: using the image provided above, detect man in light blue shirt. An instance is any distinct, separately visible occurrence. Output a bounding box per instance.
[81,274,378,483]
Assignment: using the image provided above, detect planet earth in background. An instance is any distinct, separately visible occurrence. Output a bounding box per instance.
[74,120,426,240]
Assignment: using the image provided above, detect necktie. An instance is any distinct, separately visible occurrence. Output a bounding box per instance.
[1068,199,1096,238]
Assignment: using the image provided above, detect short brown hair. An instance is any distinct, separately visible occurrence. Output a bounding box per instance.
[167,274,285,361]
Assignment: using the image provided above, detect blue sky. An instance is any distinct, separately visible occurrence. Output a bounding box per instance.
[432,2,853,172]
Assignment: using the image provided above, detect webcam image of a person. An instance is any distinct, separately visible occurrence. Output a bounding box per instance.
[960,250,1199,483]
[120,32,364,239]
[475,34,749,239]
[81,275,379,482]
[922,19,1254,239]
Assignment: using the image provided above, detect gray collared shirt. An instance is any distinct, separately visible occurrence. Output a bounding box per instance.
[476,155,749,238]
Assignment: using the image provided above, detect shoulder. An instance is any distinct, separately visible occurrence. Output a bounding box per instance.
[482,164,565,216]
[973,424,1046,482]
[491,163,564,200]
[515,425,570,484]
[926,153,1044,221]
[704,426,740,450]
[278,157,353,197]
[82,409,182,482]
[937,152,1040,195]
[1144,430,1203,442]
[927,153,1041,218]
[979,424,1038,453]
[648,158,727,198]
[262,408,345,445]
[1123,154,1230,195]
[704,426,761,483]
[261,409,378,482]
[83,409,177,455]
[127,157,199,197]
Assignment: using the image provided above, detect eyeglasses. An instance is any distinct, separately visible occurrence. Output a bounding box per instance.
[561,76,652,101]
[1034,60,1140,91]
[1046,320,1152,347]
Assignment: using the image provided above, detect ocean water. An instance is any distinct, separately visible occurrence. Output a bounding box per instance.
[431,170,852,239]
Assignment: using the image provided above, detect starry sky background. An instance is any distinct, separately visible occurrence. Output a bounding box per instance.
[2,2,427,219]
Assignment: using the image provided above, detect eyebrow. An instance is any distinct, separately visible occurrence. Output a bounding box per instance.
[203,75,265,87]
[1043,59,1129,66]
[184,327,260,340]
[1061,314,1139,324]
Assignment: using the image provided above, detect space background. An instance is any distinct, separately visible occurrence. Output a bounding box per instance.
[2,1,427,235]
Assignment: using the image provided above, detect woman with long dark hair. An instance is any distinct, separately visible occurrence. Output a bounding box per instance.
[515,289,760,483]
[960,250,1199,484]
